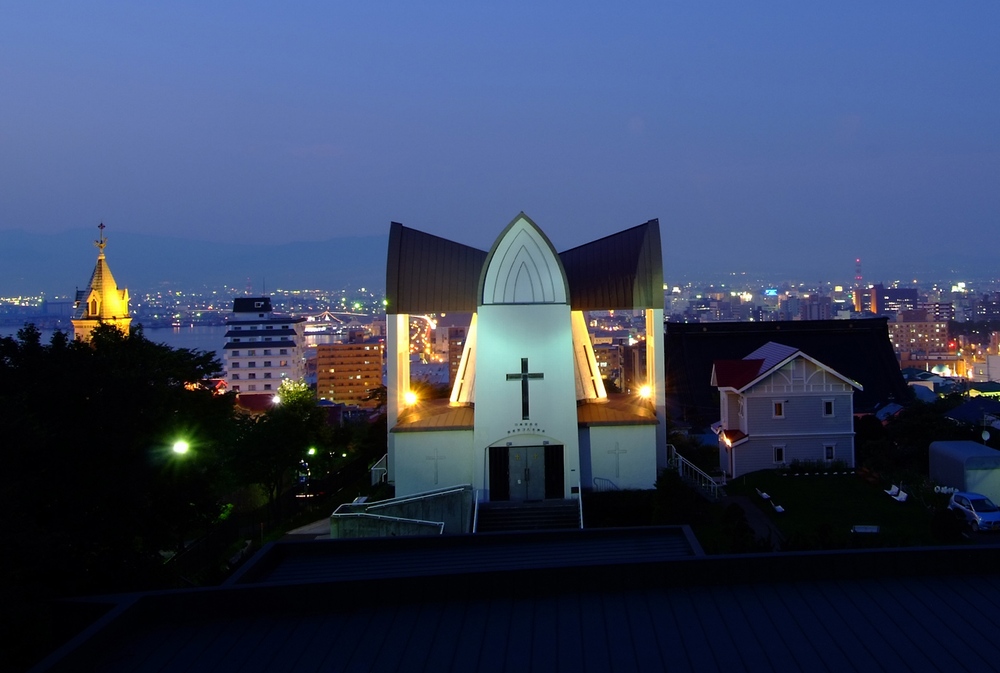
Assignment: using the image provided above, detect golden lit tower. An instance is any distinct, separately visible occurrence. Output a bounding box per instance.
[72,223,132,341]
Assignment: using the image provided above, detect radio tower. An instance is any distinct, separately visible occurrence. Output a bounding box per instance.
[853,258,864,312]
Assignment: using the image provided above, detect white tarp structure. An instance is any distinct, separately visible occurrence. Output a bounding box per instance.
[929,440,1000,502]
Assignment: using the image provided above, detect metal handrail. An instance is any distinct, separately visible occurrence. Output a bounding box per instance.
[667,444,720,500]
[370,453,387,486]
[331,511,445,534]
[366,484,471,510]
[592,477,620,492]
[472,488,481,533]
[577,475,584,529]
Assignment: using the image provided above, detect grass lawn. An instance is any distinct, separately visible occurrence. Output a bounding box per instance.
[725,469,957,549]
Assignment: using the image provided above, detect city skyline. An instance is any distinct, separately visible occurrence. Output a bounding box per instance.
[2,3,998,283]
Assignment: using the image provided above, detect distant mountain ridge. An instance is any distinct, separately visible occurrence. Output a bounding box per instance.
[0,229,389,296]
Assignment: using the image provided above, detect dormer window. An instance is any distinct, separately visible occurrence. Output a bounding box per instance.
[89,299,98,315]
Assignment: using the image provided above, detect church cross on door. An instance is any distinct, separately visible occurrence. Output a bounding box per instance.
[506,357,544,420]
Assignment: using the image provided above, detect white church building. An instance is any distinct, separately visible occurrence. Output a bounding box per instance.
[385,213,666,503]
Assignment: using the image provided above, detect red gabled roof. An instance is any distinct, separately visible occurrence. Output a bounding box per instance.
[235,393,276,413]
[720,429,749,447]
[712,359,764,389]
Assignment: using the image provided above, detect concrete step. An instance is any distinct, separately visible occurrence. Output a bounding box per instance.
[476,502,580,533]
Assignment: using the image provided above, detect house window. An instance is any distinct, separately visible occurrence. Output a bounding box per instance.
[232,350,240,357]
[232,362,240,368]
[248,350,256,356]
[232,374,240,380]
[265,337,272,341]
[249,373,256,379]
[773,446,785,464]
[280,360,288,367]
[233,326,242,331]
[263,350,272,356]
[279,349,288,355]
[248,384,257,391]
[233,385,240,392]
[263,361,272,367]
[823,399,835,417]
[248,362,256,368]
[825,445,835,461]
[266,325,273,330]
[738,397,745,419]
[264,384,272,390]
[233,338,241,343]
[773,401,785,419]
[264,373,272,379]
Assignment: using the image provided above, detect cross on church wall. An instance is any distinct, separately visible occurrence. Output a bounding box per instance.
[506,357,543,420]
[426,447,447,485]
[608,442,628,478]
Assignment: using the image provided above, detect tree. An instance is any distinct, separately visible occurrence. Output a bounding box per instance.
[0,324,235,596]
[226,378,332,521]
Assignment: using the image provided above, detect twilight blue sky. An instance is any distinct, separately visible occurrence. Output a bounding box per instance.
[2,2,998,284]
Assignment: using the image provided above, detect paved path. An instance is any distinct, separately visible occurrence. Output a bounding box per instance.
[722,494,785,550]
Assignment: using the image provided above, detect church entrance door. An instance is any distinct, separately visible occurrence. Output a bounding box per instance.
[488,445,565,502]
[509,446,546,501]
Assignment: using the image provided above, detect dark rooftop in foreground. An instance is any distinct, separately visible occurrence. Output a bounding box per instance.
[35,528,1000,672]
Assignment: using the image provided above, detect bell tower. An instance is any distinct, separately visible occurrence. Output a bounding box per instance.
[72,223,132,341]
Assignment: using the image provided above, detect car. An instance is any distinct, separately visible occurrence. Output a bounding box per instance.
[947,491,1000,532]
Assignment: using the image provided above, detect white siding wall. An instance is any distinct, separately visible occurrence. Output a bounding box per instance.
[721,357,857,478]
[392,430,475,496]
[588,425,658,490]
[731,434,854,478]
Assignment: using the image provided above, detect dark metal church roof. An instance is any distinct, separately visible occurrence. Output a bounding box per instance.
[560,219,663,310]
[385,217,664,314]
[385,222,488,314]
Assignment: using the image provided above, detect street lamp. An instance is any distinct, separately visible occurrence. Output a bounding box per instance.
[172,440,190,455]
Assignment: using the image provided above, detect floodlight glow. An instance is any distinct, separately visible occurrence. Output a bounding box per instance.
[307,447,317,456]
[272,395,282,405]
[404,390,418,405]
[639,385,652,399]
[172,440,190,455]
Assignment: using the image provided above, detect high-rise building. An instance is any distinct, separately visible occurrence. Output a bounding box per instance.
[223,297,305,397]
[316,342,385,406]
[72,223,132,342]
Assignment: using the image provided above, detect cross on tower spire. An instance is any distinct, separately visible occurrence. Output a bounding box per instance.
[506,358,544,420]
[95,222,107,255]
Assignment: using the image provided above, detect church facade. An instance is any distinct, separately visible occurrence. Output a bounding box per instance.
[385,213,665,502]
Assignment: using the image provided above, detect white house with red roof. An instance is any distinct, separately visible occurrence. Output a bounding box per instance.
[711,342,862,479]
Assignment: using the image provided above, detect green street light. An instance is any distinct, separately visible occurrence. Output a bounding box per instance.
[307,447,317,456]
[172,440,190,455]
